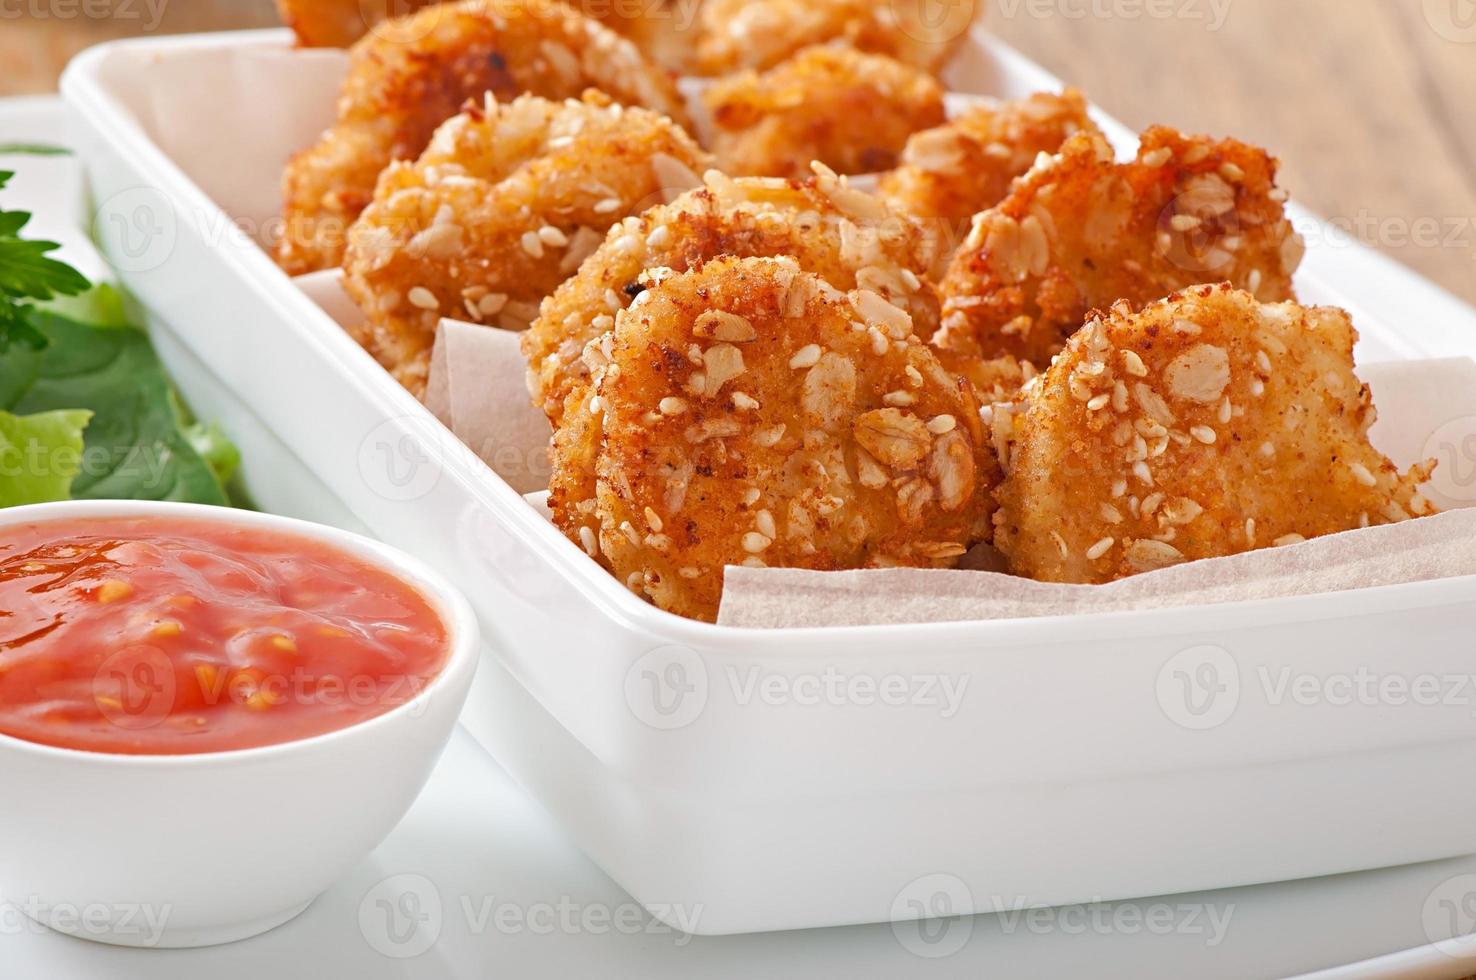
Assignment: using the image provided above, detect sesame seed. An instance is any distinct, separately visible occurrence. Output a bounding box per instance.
[1050,531,1069,559]
[479,292,509,315]
[1121,350,1148,377]
[755,509,777,539]
[646,225,671,248]
[1086,537,1115,560]
[578,526,598,556]
[1259,441,1275,458]
[1170,214,1202,232]
[644,506,664,533]
[1220,162,1246,182]
[521,231,545,258]
[1141,147,1173,167]
[1273,533,1307,547]
[905,365,924,387]
[408,286,439,310]
[1133,461,1154,485]
[1100,503,1123,523]
[1111,478,1128,498]
[742,532,772,554]
[1190,425,1217,444]
[753,424,786,447]
[883,390,916,407]
[1255,350,1272,373]
[1349,462,1378,487]
[927,415,957,434]
[789,344,822,369]
[1250,379,1265,397]
[593,197,622,214]
[742,487,762,506]
[1087,394,1111,412]
[658,397,687,416]
[1217,397,1233,424]
[1245,518,1256,545]
[732,392,760,410]
[538,225,568,247]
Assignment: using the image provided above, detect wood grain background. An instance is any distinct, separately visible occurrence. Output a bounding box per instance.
[1,0,1473,305]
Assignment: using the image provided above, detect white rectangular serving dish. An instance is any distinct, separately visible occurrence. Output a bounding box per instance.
[60,27,1476,936]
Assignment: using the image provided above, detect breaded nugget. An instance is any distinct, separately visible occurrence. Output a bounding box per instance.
[703,45,945,180]
[524,167,946,426]
[552,256,997,621]
[993,284,1436,585]
[276,0,436,46]
[936,127,1305,368]
[341,91,711,396]
[694,0,977,75]
[878,89,1098,241]
[275,0,689,275]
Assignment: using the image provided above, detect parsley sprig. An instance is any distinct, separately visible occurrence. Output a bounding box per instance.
[0,171,90,352]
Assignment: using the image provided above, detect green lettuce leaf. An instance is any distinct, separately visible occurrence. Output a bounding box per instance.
[0,408,92,506]
[0,306,232,505]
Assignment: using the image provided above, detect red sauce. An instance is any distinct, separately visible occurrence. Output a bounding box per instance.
[0,516,449,754]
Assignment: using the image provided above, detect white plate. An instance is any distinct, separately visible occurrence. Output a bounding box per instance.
[53,25,1476,937]
[7,93,1476,978]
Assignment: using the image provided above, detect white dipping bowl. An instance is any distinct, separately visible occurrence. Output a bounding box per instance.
[0,500,479,948]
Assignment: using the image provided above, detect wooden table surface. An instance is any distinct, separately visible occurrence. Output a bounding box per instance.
[2,0,1472,309]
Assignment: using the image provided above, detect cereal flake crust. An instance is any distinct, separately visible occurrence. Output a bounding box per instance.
[553,256,998,621]
[275,0,689,275]
[523,167,947,427]
[936,127,1305,368]
[994,284,1436,584]
[703,44,945,180]
[341,90,711,397]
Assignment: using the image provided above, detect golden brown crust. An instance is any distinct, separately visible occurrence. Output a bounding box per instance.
[994,284,1436,584]
[523,168,947,428]
[935,127,1305,368]
[693,0,978,76]
[702,45,944,180]
[878,89,1099,250]
[551,256,998,621]
[275,0,690,275]
[341,91,711,396]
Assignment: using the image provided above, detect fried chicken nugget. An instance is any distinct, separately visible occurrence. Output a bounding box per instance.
[553,256,997,621]
[693,0,977,76]
[993,284,1436,585]
[936,127,1305,368]
[341,91,712,396]
[703,44,945,180]
[878,89,1099,239]
[524,167,947,426]
[275,0,689,275]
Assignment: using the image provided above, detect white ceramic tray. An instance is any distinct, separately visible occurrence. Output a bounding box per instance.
[8,92,1476,978]
[57,27,1476,936]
